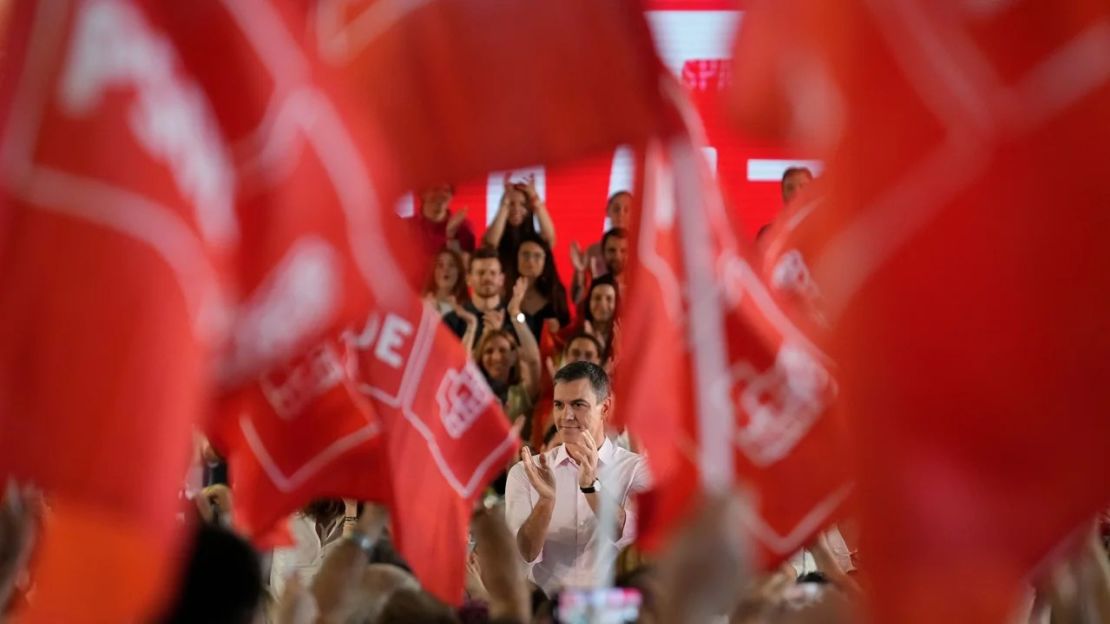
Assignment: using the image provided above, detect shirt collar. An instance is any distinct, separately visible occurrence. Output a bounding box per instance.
[553,436,615,466]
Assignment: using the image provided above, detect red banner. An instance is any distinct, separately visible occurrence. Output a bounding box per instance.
[619,80,850,568]
[732,0,1110,621]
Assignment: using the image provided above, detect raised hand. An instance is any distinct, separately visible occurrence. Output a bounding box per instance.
[452,300,477,324]
[471,505,531,622]
[564,430,600,488]
[508,277,527,318]
[521,173,540,202]
[446,205,469,238]
[0,482,37,612]
[519,447,556,500]
[483,308,506,334]
[544,318,561,335]
[569,241,587,272]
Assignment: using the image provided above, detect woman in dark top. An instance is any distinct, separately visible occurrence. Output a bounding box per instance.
[505,234,570,342]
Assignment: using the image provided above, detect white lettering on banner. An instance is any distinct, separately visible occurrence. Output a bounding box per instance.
[259,343,345,420]
[437,364,495,438]
[725,343,830,467]
[374,314,413,369]
[58,0,238,249]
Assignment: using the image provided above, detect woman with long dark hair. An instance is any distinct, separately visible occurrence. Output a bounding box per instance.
[504,234,570,342]
[579,274,619,361]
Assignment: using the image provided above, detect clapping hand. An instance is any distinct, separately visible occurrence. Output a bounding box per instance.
[508,277,527,319]
[569,241,587,273]
[521,173,540,203]
[446,205,469,238]
[564,430,600,489]
[519,447,556,501]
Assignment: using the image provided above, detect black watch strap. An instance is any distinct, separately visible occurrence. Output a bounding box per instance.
[580,480,599,494]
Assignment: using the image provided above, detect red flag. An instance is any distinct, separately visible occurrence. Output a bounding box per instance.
[618,80,850,568]
[322,0,669,192]
[209,340,389,539]
[731,1,1110,621]
[0,0,397,619]
[344,300,518,604]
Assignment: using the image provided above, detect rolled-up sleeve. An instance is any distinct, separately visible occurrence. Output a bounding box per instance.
[616,456,652,549]
[504,462,543,564]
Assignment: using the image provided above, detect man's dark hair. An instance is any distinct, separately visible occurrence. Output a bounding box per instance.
[553,360,610,402]
[468,245,502,272]
[781,166,814,185]
[158,523,264,624]
[601,227,627,251]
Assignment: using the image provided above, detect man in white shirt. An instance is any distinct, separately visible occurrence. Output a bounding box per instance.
[505,361,650,596]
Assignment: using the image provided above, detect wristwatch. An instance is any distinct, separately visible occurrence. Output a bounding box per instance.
[580,479,600,494]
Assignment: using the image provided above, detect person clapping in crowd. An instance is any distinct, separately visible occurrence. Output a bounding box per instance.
[411,184,477,255]
[483,175,557,276]
[444,247,517,344]
[570,191,632,303]
[504,236,571,343]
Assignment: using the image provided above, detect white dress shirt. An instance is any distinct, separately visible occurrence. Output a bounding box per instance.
[269,514,344,598]
[505,438,651,595]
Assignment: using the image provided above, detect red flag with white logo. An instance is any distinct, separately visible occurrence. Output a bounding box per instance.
[730,0,1110,621]
[0,0,397,619]
[618,79,850,568]
[209,340,389,539]
[343,300,518,604]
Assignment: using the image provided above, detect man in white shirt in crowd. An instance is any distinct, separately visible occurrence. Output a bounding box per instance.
[505,361,650,596]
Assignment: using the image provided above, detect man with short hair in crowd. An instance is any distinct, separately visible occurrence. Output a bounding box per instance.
[444,246,515,342]
[600,227,629,296]
[781,166,813,207]
[410,183,476,254]
[506,362,649,596]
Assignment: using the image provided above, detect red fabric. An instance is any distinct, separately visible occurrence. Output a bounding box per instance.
[344,300,518,604]
[331,0,669,193]
[0,0,394,619]
[618,82,849,568]
[208,341,388,538]
[731,1,1110,621]
[409,211,477,255]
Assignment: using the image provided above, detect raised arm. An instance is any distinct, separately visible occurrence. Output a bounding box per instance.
[482,176,513,248]
[507,278,542,399]
[522,174,556,246]
[507,450,556,564]
[452,302,480,355]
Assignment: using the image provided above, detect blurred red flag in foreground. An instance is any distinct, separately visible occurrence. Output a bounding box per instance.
[210,341,388,539]
[319,0,669,191]
[213,302,518,604]
[732,1,1110,621]
[0,0,400,619]
[342,301,519,603]
[0,0,673,616]
[618,79,851,568]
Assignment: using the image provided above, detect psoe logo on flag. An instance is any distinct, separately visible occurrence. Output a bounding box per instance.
[721,343,830,467]
[437,364,496,439]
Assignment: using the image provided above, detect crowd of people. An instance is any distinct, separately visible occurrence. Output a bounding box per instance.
[1,170,1108,624]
